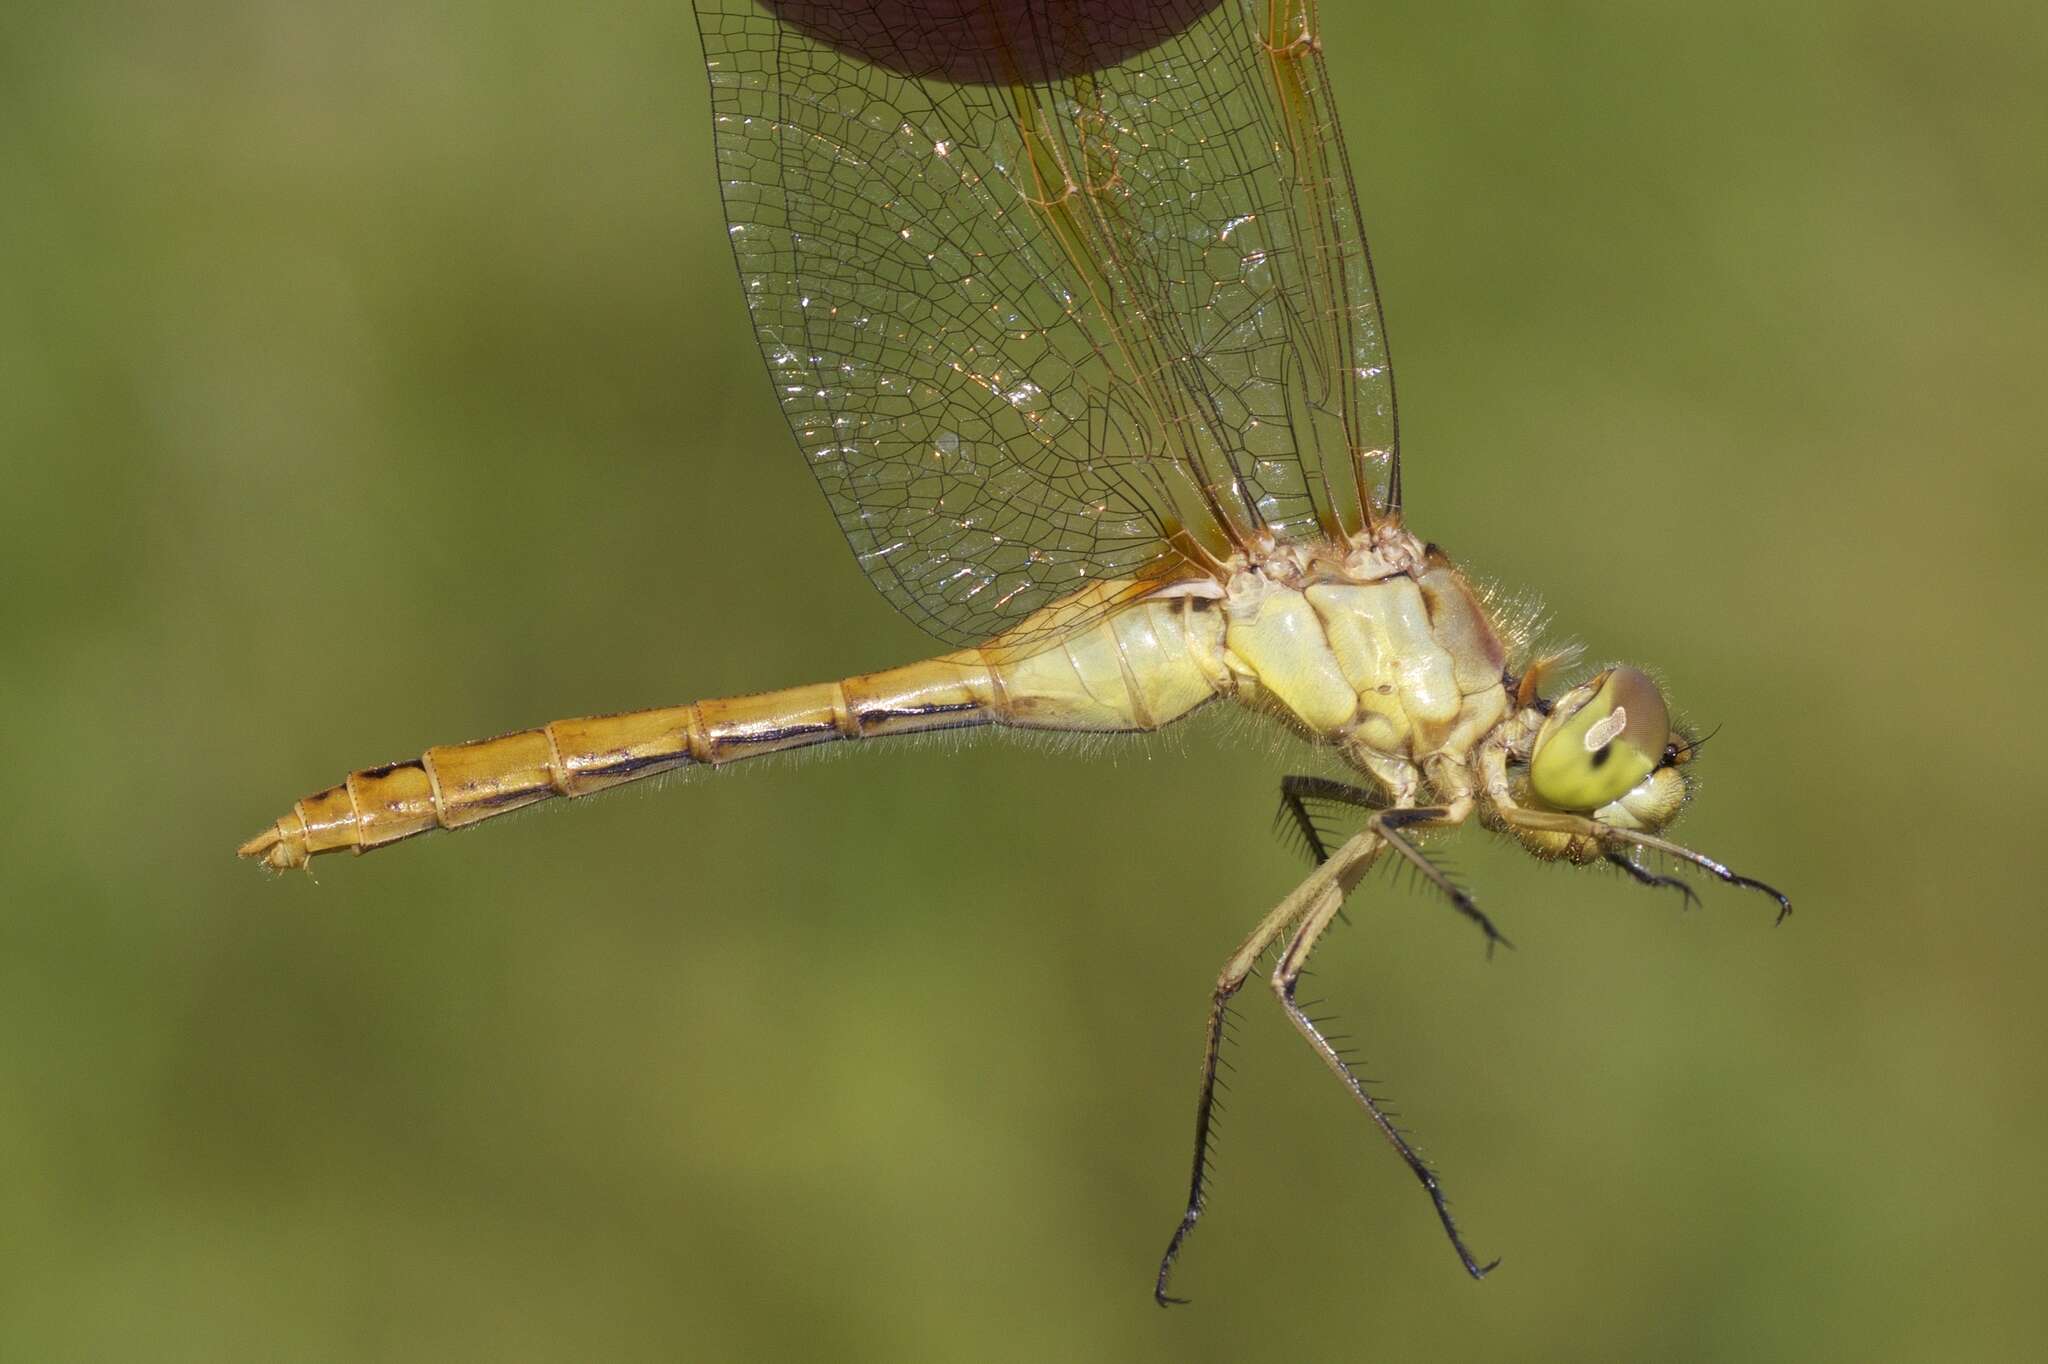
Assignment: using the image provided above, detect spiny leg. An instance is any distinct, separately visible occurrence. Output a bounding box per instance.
[1623,828,1791,921]
[1373,805,1510,955]
[1605,850,1701,911]
[1152,951,1255,1306]
[1277,775,1384,865]
[1278,777,1508,954]
[1154,829,1386,1307]
[1270,862,1500,1281]
[1507,805,1791,922]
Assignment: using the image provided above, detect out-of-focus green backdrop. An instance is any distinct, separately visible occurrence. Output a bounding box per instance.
[5,1,2044,1359]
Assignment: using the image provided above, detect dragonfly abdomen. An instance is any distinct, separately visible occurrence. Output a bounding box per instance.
[239,589,1232,870]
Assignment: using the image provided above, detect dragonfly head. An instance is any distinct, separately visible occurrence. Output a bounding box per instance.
[1524,666,1694,841]
[1512,669,1789,917]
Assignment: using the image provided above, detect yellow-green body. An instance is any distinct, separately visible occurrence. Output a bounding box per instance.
[230,0,1796,1308]
[240,526,1513,869]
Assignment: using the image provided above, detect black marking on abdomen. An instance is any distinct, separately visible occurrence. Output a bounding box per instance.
[710,718,843,750]
[470,785,551,810]
[850,700,987,730]
[572,752,695,781]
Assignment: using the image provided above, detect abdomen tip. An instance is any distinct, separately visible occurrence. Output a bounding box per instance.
[238,821,309,872]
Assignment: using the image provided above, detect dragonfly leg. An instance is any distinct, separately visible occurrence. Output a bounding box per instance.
[1154,828,1386,1307]
[1605,850,1702,911]
[1278,779,1507,954]
[1371,801,1510,954]
[1269,850,1501,1282]
[1276,775,1383,865]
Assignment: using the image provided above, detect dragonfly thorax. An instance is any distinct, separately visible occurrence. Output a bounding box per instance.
[1228,522,1432,590]
[1212,534,1510,770]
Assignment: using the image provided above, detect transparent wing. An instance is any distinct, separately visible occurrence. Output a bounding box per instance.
[695,0,1398,647]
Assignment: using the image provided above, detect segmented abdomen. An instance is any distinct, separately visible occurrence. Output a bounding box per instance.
[239,588,1228,870]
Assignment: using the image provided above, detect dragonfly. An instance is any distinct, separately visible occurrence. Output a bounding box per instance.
[241,0,1790,1304]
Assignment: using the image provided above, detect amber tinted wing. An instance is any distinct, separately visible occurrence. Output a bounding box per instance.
[694,0,1398,647]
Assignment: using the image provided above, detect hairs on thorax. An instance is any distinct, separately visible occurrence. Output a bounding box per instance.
[1470,574,1549,673]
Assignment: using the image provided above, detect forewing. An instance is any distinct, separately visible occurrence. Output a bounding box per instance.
[694,0,1398,647]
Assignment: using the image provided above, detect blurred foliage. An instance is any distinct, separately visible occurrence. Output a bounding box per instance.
[2,1,2044,1359]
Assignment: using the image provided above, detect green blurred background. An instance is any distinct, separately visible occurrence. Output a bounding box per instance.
[4,1,2044,1359]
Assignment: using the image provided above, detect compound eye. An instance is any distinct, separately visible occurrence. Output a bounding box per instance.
[1528,667,1672,812]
